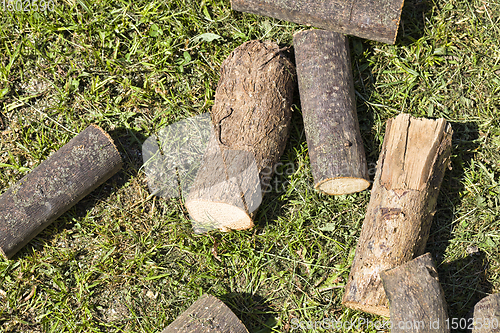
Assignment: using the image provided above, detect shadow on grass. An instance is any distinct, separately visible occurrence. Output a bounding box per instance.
[397,0,432,45]
[220,292,277,333]
[425,121,493,325]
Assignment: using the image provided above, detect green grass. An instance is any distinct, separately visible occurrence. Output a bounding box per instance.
[1,0,500,331]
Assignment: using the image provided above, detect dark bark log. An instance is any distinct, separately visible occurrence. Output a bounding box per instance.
[231,0,405,44]
[161,294,249,333]
[293,30,369,195]
[470,294,500,332]
[0,125,122,259]
[342,114,453,316]
[185,40,295,232]
[380,253,450,332]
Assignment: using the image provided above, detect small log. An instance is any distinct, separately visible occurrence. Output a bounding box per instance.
[0,125,122,259]
[231,0,405,44]
[380,253,450,333]
[162,294,249,333]
[293,30,369,195]
[342,114,453,316]
[470,294,500,332]
[185,40,295,232]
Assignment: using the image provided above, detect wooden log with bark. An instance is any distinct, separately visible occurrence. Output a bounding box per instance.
[294,29,369,195]
[0,125,122,259]
[161,294,249,333]
[185,40,295,232]
[342,114,453,317]
[380,253,450,332]
[470,294,500,332]
[231,0,405,44]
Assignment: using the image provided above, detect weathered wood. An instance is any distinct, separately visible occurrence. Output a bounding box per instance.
[380,253,450,332]
[470,294,500,332]
[0,125,122,259]
[293,30,369,195]
[185,40,295,232]
[342,114,453,317]
[162,294,249,333]
[231,0,405,44]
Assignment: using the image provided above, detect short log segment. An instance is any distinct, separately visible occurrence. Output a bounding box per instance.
[231,0,405,44]
[470,294,500,332]
[162,294,249,333]
[185,40,295,232]
[380,253,450,332]
[0,125,122,259]
[293,30,369,195]
[342,114,453,317]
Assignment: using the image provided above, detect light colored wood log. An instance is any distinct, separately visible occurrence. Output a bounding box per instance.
[342,114,453,316]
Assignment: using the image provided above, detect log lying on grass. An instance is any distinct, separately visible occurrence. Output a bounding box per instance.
[470,294,500,332]
[0,125,122,259]
[185,40,295,232]
[294,29,369,195]
[342,114,453,317]
[380,253,450,332]
[231,0,405,44]
[162,294,249,333]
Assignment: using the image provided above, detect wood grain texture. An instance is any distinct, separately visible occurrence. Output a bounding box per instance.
[0,125,122,259]
[342,114,453,316]
[293,29,369,195]
[231,0,405,44]
[185,40,295,232]
[381,253,450,332]
[161,294,249,333]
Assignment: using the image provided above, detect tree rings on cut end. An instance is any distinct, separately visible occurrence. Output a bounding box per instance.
[185,200,254,233]
[315,177,371,195]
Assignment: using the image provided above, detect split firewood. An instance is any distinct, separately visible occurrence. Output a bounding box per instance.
[161,294,249,333]
[0,125,122,259]
[342,114,453,316]
[294,29,369,195]
[231,0,405,44]
[380,253,450,332]
[185,40,295,232]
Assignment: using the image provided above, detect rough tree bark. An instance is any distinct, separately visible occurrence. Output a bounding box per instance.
[342,114,453,317]
[0,125,122,259]
[380,253,450,332]
[231,0,405,44]
[161,294,249,333]
[185,40,295,232]
[294,29,369,195]
[470,294,500,332]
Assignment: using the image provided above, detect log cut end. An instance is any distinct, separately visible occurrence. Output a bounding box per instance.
[185,200,254,232]
[315,177,370,195]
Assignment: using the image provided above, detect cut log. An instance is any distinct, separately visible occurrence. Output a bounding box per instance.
[380,253,450,332]
[162,294,249,333]
[0,125,122,259]
[185,40,295,232]
[293,30,369,195]
[342,114,453,317]
[231,0,405,44]
[470,294,500,332]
